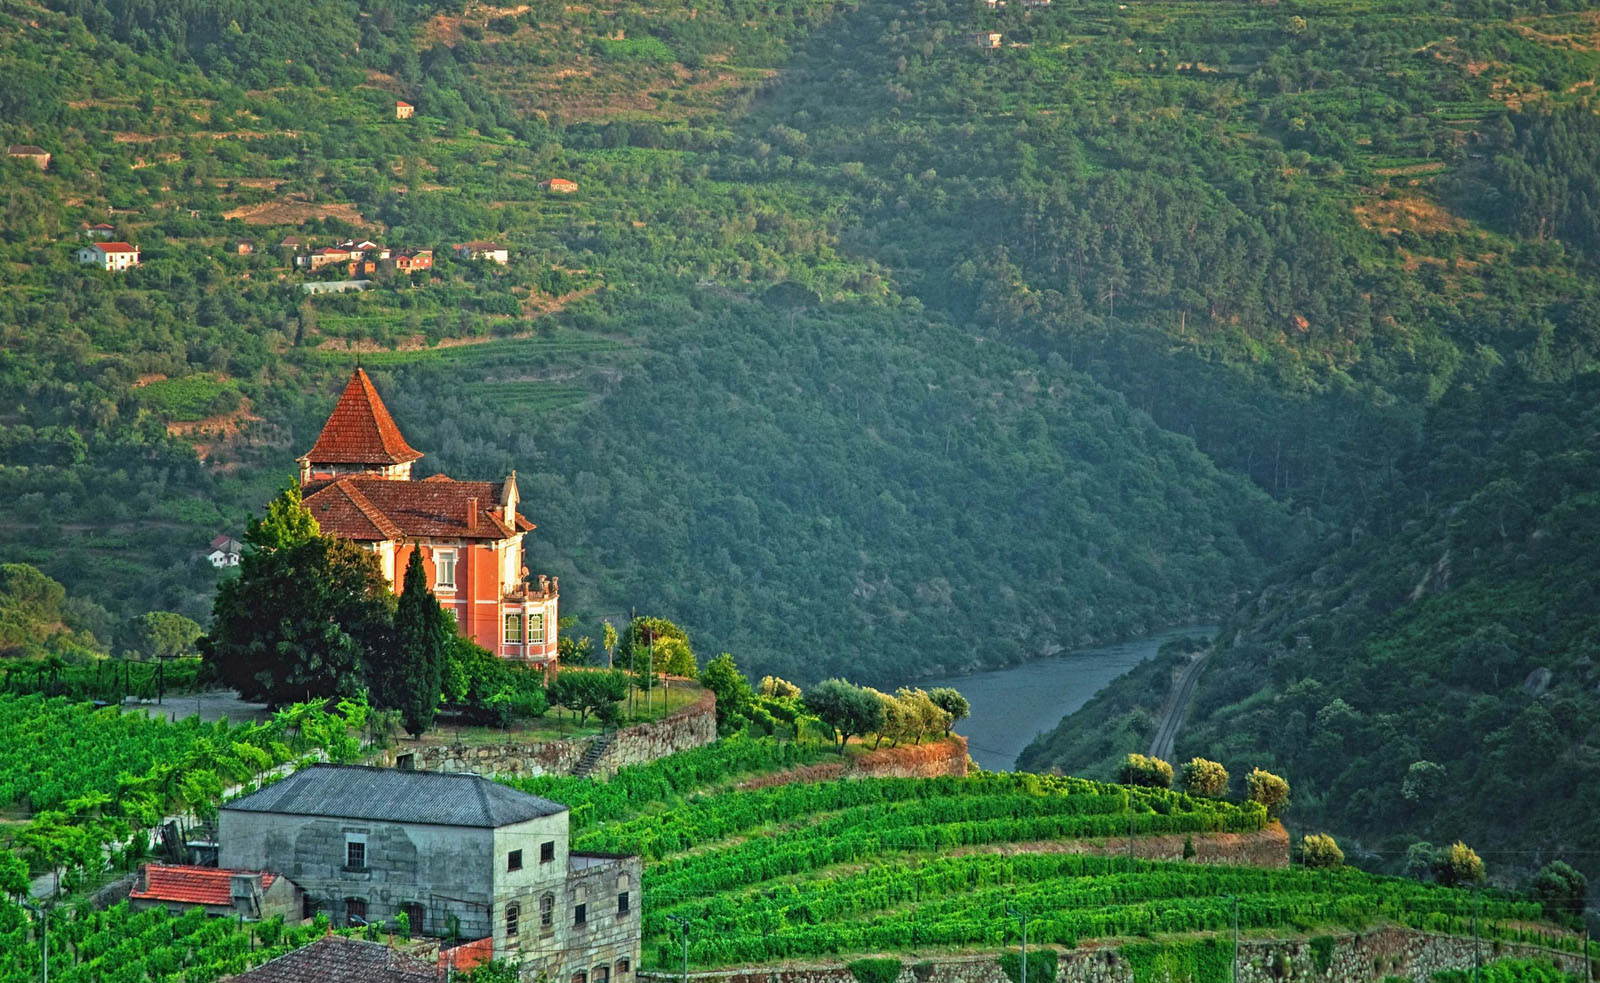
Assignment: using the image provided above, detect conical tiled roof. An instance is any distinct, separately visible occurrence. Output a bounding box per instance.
[300,368,423,467]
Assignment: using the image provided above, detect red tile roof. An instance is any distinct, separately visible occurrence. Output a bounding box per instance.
[303,475,531,541]
[97,242,138,253]
[130,865,276,907]
[440,938,493,972]
[302,368,423,467]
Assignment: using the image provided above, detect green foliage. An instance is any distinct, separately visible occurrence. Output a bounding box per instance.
[547,669,629,726]
[384,550,449,737]
[1528,861,1586,924]
[203,533,393,705]
[1179,759,1229,799]
[806,678,886,751]
[998,950,1057,983]
[444,636,549,726]
[927,688,970,736]
[1310,937,1337,975]
[245,483,320,553]
[1120,754,1174,789]
[1432,960,1579,983]
[465,961,524,983]
[1123,940,1232,983]
[0,900,328,983]
[134,374,243,422]
[849,958,903,983]
[1301,834,1344,870]
[1245,769,1290,818]
[1401,761,1447,805]
[1434,842,1486,888]
[114,611,203,662]
[698,653,754,731]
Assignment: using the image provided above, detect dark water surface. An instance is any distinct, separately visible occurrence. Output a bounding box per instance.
[922,626,1217,771]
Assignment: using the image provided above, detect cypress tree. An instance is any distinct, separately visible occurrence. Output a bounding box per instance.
[393,548,448,737]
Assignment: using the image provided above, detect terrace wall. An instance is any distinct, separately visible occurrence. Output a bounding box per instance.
[372,685,716,779]
[640,927,1586,983]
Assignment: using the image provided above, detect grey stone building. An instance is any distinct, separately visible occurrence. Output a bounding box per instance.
[220,764,641,982]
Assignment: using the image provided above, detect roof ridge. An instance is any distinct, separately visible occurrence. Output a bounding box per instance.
[336,479,404,541]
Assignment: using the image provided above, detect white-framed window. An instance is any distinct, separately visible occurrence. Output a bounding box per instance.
[504,614,523,644]
[529,613,545,644]
[345,833,368,870]
[435,549,457,590]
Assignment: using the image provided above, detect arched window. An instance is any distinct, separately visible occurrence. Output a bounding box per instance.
[506,902,520,937]
[344,897,367,927]
[540,893,555,930]
[616,958,632,977]
[594,965,610,983]
[572,972,588,983]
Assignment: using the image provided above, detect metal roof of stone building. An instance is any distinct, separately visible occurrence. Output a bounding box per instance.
[226,936,438,983]
[222,764,566,828]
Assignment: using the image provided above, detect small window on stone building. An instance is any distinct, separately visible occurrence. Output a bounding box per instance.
[618,891,629,915]
[573,973,587,983]
[616,959,631,977]
[574,903,586,927]
[507,903,520,937]
[508,849,523,871]
[541,841,555,863]
[396,752,415,771]
[540,893,555,930]
[345,898,367,926]
[594,965,610,983]
[345,839,366,870]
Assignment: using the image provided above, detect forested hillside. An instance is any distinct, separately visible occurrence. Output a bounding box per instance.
[4,0,1600,863]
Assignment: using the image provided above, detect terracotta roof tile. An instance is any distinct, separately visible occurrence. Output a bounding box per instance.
[302,368,423,467]
[229,936,439,983]
[97,242,138,253]
[303,475,526,541]
[130,865,276,907]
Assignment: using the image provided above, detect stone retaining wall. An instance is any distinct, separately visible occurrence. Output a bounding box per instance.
[373,685,717,779]
[737,736,971,788]
[640,927,1586,983]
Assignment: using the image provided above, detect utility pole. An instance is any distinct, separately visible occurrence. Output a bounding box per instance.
[1006,906,1029,983]
[1230,896,1239,983]
[668,914,690,983]
[1472,889,1481,983]
[21,901,47,983]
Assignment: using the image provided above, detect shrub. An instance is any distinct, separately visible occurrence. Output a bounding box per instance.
[1433,841,1485,887]
[1401,760,1446,803]
[849,958,903,983]
[1179,758,1229,798]
[1119,753,1174,789]
[1529,860,1586,922]
[999,949,1058,983]
[1246,768,1290,816]
[1309,936,1336,975]
[1301,833,1344,869]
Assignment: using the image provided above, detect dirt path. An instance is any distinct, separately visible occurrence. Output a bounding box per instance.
[1148,651,1207,762]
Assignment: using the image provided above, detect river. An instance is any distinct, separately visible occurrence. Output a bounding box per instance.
[921,626,1216,771]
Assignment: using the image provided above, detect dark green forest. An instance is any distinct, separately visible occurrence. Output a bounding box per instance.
[4,0,1600,875]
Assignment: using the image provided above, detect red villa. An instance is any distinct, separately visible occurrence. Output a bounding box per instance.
[299,369,559,666]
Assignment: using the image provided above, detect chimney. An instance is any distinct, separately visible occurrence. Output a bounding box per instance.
[466,497,479,533]
[136,864,149,893]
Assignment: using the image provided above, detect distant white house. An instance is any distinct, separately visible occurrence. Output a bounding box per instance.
[77,241,140,271]
[453,241,509,265]
[208,535,242,568]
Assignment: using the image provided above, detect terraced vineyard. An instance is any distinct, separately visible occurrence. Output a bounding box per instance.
[0,901,326,983]
[511,739,1578,970]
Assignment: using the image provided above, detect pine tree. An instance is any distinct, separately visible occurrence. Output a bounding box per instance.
[392,549,448,737]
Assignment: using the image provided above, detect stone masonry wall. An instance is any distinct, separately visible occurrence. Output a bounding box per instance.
[373,685,717,779]
[640,927,1586,983]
